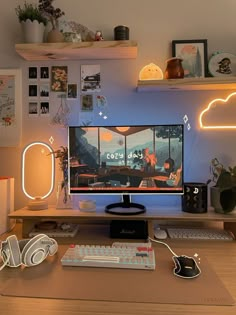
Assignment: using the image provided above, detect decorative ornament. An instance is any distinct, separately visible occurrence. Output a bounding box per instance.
[139,63,163,80]
[51,94,70,127]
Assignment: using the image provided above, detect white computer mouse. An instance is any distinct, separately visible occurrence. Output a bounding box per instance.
[154,228,168,240]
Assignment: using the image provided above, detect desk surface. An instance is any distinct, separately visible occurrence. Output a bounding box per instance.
[0,223,236,315]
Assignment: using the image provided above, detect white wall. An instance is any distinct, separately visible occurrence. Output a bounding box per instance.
[0,0,236,210]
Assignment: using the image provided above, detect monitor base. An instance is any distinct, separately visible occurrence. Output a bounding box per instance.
[105,194,146,215]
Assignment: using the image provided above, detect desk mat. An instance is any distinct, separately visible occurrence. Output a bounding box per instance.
[0,246,235,306]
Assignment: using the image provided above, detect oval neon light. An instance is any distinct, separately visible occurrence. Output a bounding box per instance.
[22,141,55,200]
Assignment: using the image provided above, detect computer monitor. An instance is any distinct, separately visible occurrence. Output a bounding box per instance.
[68,124,184,214]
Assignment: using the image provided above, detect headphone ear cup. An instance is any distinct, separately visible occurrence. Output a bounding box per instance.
[1,235,22,267]
[21,234,51,267]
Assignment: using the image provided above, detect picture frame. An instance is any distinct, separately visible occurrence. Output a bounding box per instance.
[172,39,208,78]
[0,69,22,147]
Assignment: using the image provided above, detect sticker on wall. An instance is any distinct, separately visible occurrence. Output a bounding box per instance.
[51,66,68,92]
[80,94,93,111]
[28,67,38,80]
[81,65,101,93]
[28,102,39,116]
[67,83,77,99]
[40,67,49,80]
[79,112,94,126]
[183,114,191,131]
[96,95,108,120]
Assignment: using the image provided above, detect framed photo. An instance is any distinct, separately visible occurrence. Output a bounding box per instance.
[0,69,22,146]
[172,39,208,78]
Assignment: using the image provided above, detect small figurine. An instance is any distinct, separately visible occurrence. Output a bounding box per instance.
[95,31,104,41]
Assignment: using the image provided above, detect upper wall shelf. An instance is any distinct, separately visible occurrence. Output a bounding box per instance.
[137,77,236,92]
[15,40,138,61]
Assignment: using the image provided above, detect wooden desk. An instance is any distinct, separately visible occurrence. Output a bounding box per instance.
[0,223,236,315]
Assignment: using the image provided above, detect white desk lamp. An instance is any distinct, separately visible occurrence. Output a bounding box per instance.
[22,141,55,210]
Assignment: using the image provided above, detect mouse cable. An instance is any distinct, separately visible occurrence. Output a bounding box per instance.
[148,236,178,257]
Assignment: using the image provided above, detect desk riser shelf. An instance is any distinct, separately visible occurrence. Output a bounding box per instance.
[9,206,236,238]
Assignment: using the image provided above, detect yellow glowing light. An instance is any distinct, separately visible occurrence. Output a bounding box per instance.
[116,127,130,132]
[22,141,55,200]
[139,63,163,80]
[199,91,236,129]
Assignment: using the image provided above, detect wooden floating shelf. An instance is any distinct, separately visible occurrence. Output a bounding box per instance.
[15,40,138,61]
[137,77,236,92]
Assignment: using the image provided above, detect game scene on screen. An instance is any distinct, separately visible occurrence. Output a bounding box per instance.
[68,125,183,194]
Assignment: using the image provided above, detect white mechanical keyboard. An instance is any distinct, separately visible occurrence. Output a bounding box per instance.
[167,227,234,240]
[61,242,155,270]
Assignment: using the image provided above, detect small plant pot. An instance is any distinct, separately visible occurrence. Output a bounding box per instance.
[210,186,236,214]
[21,19,45,43]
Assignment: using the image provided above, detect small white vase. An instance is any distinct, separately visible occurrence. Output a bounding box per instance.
[21,19,45,43]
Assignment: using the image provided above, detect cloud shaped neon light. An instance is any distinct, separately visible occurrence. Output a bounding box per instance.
[199,91,236,129]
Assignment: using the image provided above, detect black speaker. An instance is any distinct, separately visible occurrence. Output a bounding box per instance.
[182,182,208,213]
[110,220,148,239]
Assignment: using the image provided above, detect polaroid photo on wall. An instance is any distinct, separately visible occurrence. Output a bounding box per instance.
[80,94,93,111]
[28,67,38,80]
[39,83,50,98]
[81,65,101,93]
[67,83,78,99]
[40,101,50,115]
[40,67,49,80]
[28,102,39,116]
[29,84,38,97]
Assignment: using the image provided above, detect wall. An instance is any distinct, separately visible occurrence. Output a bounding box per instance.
[0,0,236,210]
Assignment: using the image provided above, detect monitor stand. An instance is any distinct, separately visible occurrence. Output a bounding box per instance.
[105,194,146,215]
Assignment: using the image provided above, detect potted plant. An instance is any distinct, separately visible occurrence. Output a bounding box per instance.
[15,1,47,43]
[207,158,236,213]
[38,0,65,42]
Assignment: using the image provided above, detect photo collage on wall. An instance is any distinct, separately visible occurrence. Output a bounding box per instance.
[27,64,108,125]
[80,64,108,124]
[28,66,50,116]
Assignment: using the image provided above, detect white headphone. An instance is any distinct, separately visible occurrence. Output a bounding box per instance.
[0,234,58,270]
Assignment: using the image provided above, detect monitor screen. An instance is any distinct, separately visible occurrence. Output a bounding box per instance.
[68,125,184,202]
